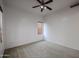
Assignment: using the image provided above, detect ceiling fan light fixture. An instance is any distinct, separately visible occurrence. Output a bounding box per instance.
[40,6,44,8]
[44,7,46,9]
[40,6,46,10]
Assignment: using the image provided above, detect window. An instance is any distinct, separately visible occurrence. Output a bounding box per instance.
[36,21,44,35]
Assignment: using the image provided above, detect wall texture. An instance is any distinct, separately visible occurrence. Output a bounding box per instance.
[44,6,79,50]
[4,6,43,49]
[0,0,6,57]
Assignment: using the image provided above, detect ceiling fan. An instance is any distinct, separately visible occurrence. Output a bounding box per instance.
[32,0,53,12]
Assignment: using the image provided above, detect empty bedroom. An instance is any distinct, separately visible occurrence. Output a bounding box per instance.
[0,0,79,58]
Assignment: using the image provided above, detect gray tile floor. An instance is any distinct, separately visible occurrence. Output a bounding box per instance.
[3,40,79,58]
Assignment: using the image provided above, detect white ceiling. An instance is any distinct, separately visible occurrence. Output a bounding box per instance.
[3,0,79,17]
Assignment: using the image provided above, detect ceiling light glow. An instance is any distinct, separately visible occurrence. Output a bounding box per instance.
[40,6,44,8]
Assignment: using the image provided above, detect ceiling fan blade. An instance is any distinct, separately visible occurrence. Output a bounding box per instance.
[32,5,40,8]
[45,0,53,4]
[46,6,52,10]
[37,0,42,4]
[0,6,3,13]
[42,0,44,4]
[70,3,79,8]
[41,8,44,12]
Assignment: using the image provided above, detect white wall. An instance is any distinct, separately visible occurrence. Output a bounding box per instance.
[0,0,5,57]
[44,6,79,50]
[4,6,43,49]
[0,9,3,58]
